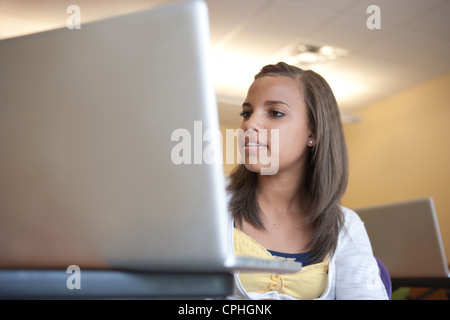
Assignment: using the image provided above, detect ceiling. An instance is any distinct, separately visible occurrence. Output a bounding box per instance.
[1,0,449,123]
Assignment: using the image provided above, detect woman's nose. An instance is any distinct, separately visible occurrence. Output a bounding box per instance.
[242,111,264,132]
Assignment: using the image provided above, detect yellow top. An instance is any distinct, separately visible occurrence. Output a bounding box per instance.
[234,227,329,300]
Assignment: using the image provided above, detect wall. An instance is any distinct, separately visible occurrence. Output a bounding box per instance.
[219,123,240,175]
[218,102,242,176]
[342,72,450,261]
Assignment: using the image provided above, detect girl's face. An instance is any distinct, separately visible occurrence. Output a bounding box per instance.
[239,75,314,175]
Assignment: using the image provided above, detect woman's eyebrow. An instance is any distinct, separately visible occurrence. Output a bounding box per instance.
[264,100,291,109]
[242,101,291,109]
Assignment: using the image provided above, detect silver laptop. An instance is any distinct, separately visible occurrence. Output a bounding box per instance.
[0,1,300,274]
[356,198,449,278]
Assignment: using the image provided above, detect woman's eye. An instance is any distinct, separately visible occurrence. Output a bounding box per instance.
[270,110,284,118]
[240,111,252,119]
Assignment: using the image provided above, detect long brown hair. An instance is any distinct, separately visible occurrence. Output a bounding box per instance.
[227,62,348,263]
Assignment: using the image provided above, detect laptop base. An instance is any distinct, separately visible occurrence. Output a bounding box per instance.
[0,270,234,299]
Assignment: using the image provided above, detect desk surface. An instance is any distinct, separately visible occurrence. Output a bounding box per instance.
[0,270,234,299]
[4,270,449,299]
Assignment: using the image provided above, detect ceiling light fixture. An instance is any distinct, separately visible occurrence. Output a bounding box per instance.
[284,43,348,68]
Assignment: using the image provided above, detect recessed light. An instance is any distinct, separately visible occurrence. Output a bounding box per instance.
[284,43,348,68]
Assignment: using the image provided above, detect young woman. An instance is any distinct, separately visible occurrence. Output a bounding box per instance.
[227,62,388,300]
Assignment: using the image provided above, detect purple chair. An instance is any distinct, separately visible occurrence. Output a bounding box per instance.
[375,256,392,299]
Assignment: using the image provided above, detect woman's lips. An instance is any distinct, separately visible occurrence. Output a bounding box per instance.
[244,137,267,151]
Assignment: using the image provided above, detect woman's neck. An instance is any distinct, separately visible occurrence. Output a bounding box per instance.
[239,169,313,253]
[257,169,310,222]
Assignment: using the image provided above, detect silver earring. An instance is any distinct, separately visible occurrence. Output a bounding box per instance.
[309,139,314,146]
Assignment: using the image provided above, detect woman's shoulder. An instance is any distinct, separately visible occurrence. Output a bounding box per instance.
[339,205,362,222]
[338,205,366,236]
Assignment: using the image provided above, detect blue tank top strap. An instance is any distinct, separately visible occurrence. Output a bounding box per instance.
[267,249,313,267]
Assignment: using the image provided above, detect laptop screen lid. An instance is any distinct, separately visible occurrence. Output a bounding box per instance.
[0,1,300,274]
[356,198,449,278]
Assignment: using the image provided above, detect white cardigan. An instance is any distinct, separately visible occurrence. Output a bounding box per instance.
[230,206,389,300]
